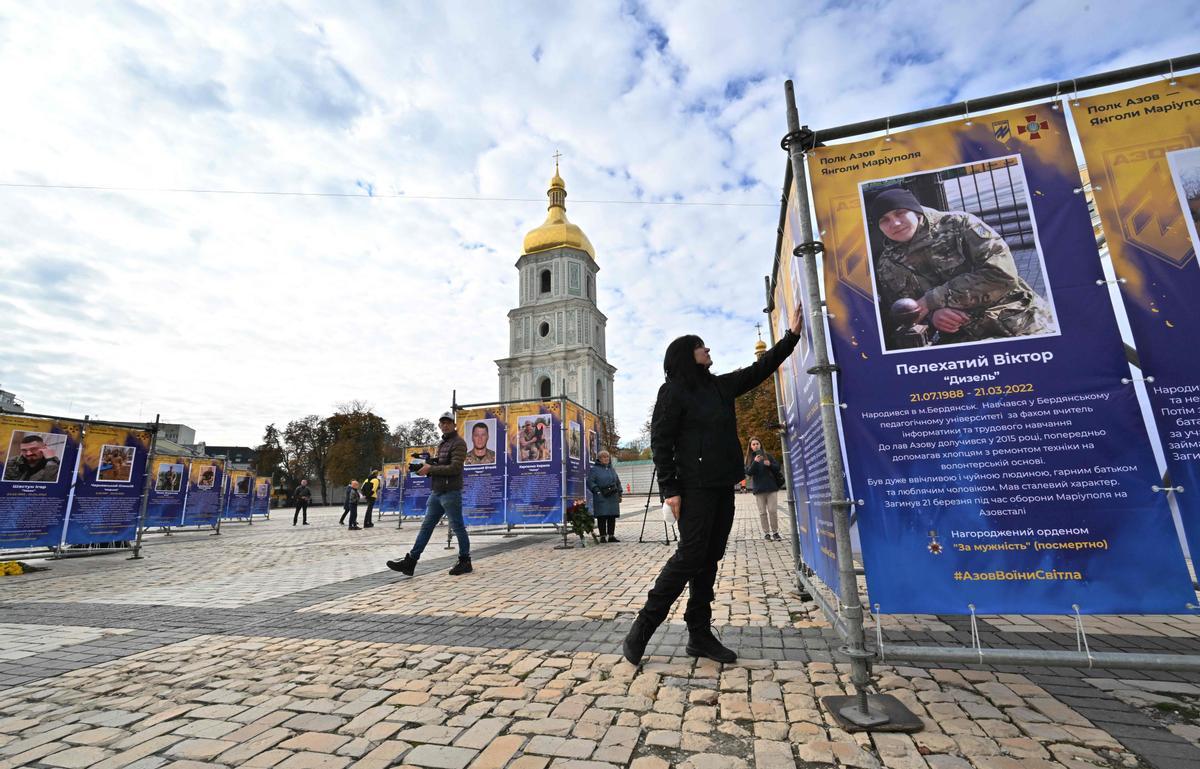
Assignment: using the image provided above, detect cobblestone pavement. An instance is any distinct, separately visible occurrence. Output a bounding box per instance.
[1,497,1199,769]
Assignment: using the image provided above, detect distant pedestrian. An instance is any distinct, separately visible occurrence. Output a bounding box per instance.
[342,480,362,530]
[587,450,623,542]
[293,479,312,526]
[744,437,782,541]
[621,302,804,667]
[361,470,379,528]
[387,412,472,576]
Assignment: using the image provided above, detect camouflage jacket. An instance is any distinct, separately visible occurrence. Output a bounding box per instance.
[3,455,61,482]
[875,207,1052,343]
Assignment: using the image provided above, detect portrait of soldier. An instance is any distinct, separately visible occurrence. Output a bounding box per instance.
[518,420,540,462]
[464,421,497,466]
[867,186,1055,351]
[196,465,216,489]
[3,433,62,483]
[569,424,581,459]
[98,445,135,482]
[156,464,182,492]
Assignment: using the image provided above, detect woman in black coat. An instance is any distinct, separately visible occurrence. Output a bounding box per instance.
[622,304,803,666]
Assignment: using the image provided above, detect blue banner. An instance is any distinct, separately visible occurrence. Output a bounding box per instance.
[225,471,253,518]
[0,416,82,549]
[505,402,563,525]
[66,424,151,545]
[459,409,506,526]
[773,188,842,590]
[145,455,188,527]
[378,462,403,514]
[252,477,271,516]
[564,404,586,506]
[807,105,1194,614]
[1073,76,1200,562]
[400,444,436,518]
[182,459,223,527]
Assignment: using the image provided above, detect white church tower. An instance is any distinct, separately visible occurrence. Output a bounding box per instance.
[496,161,616,419]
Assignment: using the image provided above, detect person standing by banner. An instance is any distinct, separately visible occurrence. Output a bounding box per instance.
[587,450,622,542]
[361,470,379,528]
[744,437,783,541]
[622,304,804,666]
[343,480,362,530]
[293,479,311,526]
[387,412,472,576]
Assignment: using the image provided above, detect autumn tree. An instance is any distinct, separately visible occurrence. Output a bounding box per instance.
[325,403,389,487]
[283,415,335,503]
[734,374,783,459]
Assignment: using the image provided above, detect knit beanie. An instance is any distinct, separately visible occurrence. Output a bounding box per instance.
[867,187,924,225]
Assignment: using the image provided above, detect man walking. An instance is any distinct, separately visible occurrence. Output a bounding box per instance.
[343,480,362,530]
[387,412,472,576]
[361,470,379,528]
[293,479,311,525]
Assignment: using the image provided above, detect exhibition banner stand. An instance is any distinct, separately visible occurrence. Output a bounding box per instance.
[773,53,1200,730]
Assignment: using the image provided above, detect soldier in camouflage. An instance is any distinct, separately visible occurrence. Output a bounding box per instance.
[868,187,1054,350]
[3,434,62,482]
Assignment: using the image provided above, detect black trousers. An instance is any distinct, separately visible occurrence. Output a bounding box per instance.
[293,501,308,524]
[639,487,735,629]
[342,502,358,526]
[363,498,375,525]
[597,516,616,537]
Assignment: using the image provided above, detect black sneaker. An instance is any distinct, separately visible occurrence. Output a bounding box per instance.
[348,525,361,530]
[609,535,620,543]
[364,523,374,528]
[686,624,736,664]
[387,554,416,576]
[448,557,473,576]
[772,532,782,541]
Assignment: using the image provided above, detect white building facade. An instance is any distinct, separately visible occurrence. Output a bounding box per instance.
[496,166,615,418]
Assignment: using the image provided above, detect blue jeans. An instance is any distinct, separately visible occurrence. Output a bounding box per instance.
[410,490,469,559]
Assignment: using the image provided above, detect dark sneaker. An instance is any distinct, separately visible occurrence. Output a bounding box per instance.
[772,532,782,541]
[348,525,361,530]
[763,533,772,541]
[609,535,620,543]
[686,625,736,664]
[387,554,416,576]
[364,523,374,528]
[448,557,473,576]
[622,613,656,666]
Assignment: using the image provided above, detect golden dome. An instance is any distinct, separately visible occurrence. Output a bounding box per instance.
[523,163,595,259]
[754,338,767,357]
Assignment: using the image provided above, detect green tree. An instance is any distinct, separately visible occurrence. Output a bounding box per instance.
[388,418,439,458]
[254,424,290,496]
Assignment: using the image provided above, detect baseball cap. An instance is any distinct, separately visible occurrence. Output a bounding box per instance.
[438,411,455,424]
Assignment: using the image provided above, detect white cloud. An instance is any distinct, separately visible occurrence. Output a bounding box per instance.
[0,0,1197,444]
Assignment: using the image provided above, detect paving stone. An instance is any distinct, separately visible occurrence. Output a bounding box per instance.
[43,745,115,768]
[165,737,238,760]
[466,735,524,769]
[276,752,353,769]
[455,718,511,750]
[404,744,479,769]
[279,732,353,753]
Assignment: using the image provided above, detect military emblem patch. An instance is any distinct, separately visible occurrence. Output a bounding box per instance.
[1017,114,1049,140]
[992,120,1011,141]
[1103,138,1194,267]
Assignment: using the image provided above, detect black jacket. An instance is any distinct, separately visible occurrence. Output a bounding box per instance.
[651,331,800,498]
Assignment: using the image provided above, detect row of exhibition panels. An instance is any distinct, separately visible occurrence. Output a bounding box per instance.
[0,413,271,553]
[0,398,608,553]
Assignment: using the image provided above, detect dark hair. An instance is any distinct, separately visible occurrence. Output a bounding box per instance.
[663,335,712,389]
[20,434,44,444]
[472,422,489,434]
[744,436,766,466]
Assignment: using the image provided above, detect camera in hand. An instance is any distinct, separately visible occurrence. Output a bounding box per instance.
[408,452,441,473]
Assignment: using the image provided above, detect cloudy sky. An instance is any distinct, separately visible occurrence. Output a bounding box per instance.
[1,1,1198,446]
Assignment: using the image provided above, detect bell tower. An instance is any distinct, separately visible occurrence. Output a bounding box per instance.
[496,159,616,418]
